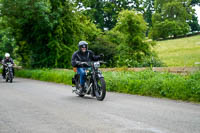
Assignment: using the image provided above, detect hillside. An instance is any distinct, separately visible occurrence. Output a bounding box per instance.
[155,35,200,67]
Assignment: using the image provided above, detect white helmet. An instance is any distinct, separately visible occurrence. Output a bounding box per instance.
[5,53,10,58]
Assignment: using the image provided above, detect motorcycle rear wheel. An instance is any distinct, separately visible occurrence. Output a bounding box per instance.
[95,78,106,101]
[9,73,13,83]
[6,75,9,82]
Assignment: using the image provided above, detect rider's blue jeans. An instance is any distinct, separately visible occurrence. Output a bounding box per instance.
[77,68,87,86]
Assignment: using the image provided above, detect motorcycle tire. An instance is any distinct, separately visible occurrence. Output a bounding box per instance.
[95,78,106,101]
[10,73,13,83]
[6,75,8,82]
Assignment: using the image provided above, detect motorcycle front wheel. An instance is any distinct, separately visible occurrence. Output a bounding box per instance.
[9,72,13,83]
[95,78,106,101]
[6,74,9,82]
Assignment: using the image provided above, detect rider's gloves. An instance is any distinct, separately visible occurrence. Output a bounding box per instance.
[81,62,88,65]
[75,61,81,65]
[75,61,88,67]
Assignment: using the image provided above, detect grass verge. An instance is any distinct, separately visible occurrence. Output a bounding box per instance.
[16,69,200,103]
[16,69,74,85]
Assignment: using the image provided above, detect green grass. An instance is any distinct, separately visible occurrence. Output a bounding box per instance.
[154,35,200,66]
[16,69,200,102]
[16,69,74,85]
[104,70,200,102]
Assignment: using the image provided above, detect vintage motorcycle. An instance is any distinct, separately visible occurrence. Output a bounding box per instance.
[5,63,14,83]
[72,61,106,101]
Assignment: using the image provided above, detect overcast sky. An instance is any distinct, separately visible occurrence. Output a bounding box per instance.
[194,5,200,24]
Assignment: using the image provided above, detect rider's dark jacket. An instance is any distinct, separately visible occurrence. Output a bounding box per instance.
[1,58,14,65]
[71,50,100,67]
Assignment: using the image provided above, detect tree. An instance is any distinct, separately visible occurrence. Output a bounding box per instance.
[74,0,144,30]
[189,0,200,32]
[0,29,16,61]
[89,31,118,67]
[150,0,192,40]
[191,0,200,6]
[0,17,16,61]
[0,0,101,68]
[143,0,155,27]
[188,14,200,32]
[111,10,159,67]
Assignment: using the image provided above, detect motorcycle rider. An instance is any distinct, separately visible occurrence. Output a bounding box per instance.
[71,41,104,93]
[1,53,15,79]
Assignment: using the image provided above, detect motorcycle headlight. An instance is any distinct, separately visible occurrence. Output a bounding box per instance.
[94,62,100,68]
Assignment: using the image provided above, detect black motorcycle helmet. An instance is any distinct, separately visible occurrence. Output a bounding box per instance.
[78,41,88,51]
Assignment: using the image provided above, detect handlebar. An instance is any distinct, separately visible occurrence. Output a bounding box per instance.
[3,63,14,67]
[76,61,106,66]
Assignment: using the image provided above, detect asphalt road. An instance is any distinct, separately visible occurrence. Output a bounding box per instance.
[0,78,200,133]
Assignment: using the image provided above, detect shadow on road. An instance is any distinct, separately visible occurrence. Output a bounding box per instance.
[63,95,98,102]
[0,78,20,83]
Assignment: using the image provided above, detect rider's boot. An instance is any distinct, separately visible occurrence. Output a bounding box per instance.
[2,74,5,79]
[80,85,86,93]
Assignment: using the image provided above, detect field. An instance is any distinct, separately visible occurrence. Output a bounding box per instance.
[155,35,200,67]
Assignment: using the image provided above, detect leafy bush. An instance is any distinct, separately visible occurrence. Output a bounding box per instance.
[104,70,200,102]
[89,31,119,67]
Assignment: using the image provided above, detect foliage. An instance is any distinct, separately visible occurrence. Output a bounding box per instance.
[111,10,162,67]
[89,31,119,67]
[74,0,144,30]
[150,0,193,40]
[188,14,200,32]
[16,69,74,85]
[143,0,155,35]
[191,0,200,6]
[88,9,163,67]
[149,20,190,40]
[0,23,16,61]
[105,70,200,102]
[15,69,200,102]
[0,0,100,68]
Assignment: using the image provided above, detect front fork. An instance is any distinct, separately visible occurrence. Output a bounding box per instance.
[92,71,104,91]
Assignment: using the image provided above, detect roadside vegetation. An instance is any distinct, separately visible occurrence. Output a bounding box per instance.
[16,69,200,103]
[155,35,200,66]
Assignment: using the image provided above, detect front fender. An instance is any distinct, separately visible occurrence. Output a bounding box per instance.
[97,71,104,78]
